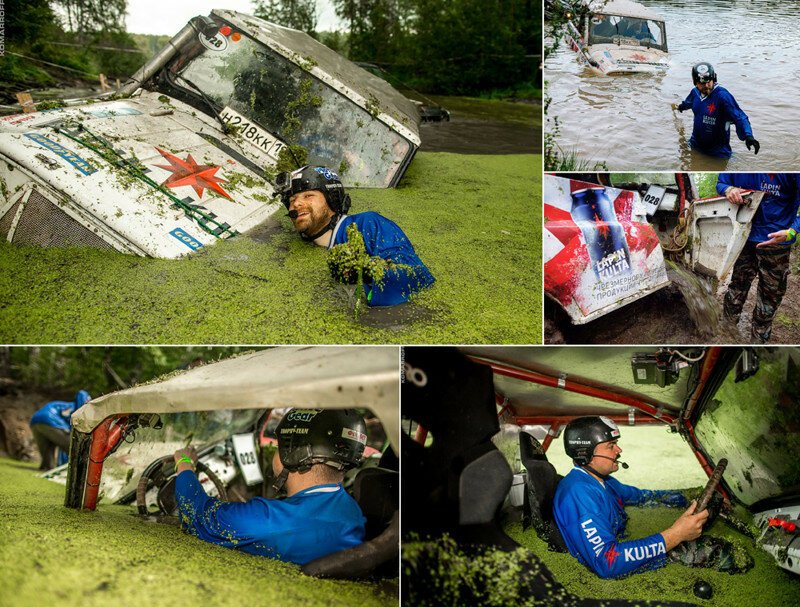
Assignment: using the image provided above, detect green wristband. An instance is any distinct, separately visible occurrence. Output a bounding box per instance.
[787,228,797,242]
[175,454,194,473]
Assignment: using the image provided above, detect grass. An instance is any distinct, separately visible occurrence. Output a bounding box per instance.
[0,152,541,344]
[505,503,800,607]
[0,457,395,607]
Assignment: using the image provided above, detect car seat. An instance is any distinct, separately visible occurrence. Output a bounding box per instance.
[519,431,568,552]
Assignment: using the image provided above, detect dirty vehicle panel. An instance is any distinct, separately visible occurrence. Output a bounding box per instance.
[544,175,761,325]
[544,175,670,324]
[0,10,420,259]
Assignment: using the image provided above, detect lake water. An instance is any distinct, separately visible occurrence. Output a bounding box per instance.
[545,0,800,170]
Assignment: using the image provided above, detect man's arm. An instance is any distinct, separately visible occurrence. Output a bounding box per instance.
[612,480,689,508]
[721,90,754,141]
[675,90,694,112]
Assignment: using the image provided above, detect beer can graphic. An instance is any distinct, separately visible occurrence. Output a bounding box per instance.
[569,184,632,279]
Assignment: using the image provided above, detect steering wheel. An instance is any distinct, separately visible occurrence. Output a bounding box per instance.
[136,454,227,517]
[695,458,728,530]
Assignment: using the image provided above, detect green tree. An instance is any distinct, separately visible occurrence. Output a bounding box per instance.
[332,0,412,64]
[252,0,318,35]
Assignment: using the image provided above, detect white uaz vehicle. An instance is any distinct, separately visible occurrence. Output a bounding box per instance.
[0,11,420,258]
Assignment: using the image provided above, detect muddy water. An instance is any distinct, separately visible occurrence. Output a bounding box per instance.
[545,0,800,170]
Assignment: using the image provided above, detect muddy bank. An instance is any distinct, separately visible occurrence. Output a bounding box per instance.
[0,392,61,462]
[552,249,800,345]
[419,95,541,154]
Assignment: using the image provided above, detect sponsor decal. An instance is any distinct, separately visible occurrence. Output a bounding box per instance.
[314,167,339,181]
[1,113,38,126]
[220,107,286,160]
[604,544,621,567]
[169,227,203,250]
[286,409,321,422]
[280,427,309,434]
[624,541,666,562]
[341,427,367,445]
[199,29,228,51]
[581,519,606,557]
[84,107,143,119]
[154,147,231,200]
[599,416,620,437]
[707,102,717,115]
[24,132,97,176]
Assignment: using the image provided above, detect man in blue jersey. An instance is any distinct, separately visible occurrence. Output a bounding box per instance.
[276,165,435,306]
[717,173,800,342]
[30,390,91,470]
[674,62,758,158]
[553,416,749,579]
[174,408,367,565]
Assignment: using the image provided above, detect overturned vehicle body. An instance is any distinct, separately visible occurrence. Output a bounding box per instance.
[62,346,400,579]
[403,346,800,606]
[0,10,420,258]
[544,173,762,325]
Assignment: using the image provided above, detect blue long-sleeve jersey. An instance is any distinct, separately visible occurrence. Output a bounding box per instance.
[330,212,435,307]
[716,174,800,243]
[175,471,365,565]
[553,467,688,579]
[678,84,753,158]
[29,390,91,431]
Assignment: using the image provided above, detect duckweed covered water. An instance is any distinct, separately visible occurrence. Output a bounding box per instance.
[0,458,395,607]
[505,504,800,607]
[0,152,540,344]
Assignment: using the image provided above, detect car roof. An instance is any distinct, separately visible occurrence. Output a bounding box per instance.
[71,346,399,452]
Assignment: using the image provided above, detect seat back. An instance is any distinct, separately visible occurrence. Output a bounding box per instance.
[353,466,398,541]
[519,431,568,553]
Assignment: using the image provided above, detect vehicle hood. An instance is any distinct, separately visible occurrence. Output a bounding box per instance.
[0,91,278,258]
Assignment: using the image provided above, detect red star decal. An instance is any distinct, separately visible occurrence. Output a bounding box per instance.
[154,148,231,200]
[707,102,716,115]
[594,212,610,239]
[605,544,620,567]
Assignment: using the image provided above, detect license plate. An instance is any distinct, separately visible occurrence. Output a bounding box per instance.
[220,107,286,161]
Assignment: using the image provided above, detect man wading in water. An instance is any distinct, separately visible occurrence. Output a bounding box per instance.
[673,62,759,159]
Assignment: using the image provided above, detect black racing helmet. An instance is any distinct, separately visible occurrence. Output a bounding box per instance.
[275,165,352,214]
[276,408,366,472]
[563,416,621,466]
[692,62,717,84]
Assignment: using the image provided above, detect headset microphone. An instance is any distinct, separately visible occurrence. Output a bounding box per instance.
[594,454,629,469]
[287,210,299,219]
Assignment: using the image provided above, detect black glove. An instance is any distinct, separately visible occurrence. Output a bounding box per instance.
[745,136,760,155]
[675,103,686,113]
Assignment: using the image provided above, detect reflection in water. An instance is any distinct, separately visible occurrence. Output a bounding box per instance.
[545,0,800,170]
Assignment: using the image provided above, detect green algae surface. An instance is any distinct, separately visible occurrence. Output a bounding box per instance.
[505,504,800,607]
[0,458,395,607]
[0,152,541,344]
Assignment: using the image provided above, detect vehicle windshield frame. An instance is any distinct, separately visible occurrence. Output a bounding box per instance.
[158,15,413,187]
[588,13,668,52]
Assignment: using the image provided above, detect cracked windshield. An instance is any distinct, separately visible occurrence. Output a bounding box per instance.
[173,23,411,187]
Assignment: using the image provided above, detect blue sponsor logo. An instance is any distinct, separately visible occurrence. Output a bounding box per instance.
[85,107,143,119]
[314,166,339,181]
[170,227,203,250]
[24,132,97,176]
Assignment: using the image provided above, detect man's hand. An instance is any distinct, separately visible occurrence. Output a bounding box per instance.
[661,500,710,550]
[723,186,748,205]
[673,102,685,113]
[757,230,792,248]
[173,446,198,474]
[745,136,760,155]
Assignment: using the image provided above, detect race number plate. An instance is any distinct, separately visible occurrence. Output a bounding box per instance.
[220,107,286,162]
[232,433,264,486]
[642,185,667,217]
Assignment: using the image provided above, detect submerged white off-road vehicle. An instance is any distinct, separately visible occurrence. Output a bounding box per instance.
[0,11,420,258]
